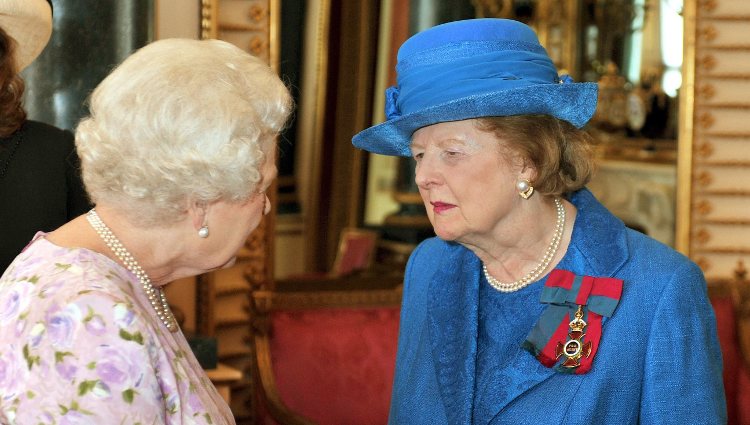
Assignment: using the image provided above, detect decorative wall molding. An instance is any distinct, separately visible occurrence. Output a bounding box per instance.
[667,0,750,275]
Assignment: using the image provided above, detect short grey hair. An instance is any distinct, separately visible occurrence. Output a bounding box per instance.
[76,38,292,226]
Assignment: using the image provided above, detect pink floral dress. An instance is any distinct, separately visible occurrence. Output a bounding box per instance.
[0,233,235,424]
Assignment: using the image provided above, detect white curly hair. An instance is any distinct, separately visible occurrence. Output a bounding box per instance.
[76,38,292,226]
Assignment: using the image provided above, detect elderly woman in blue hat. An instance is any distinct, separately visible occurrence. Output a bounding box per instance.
[353,19,725,424]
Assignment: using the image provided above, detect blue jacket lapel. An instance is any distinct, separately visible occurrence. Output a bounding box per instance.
[565,189,629,277]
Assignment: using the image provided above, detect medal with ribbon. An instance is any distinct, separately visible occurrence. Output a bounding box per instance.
[522,269,623,374]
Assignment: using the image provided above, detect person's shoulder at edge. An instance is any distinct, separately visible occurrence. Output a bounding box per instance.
[22,119,74,143]
[622,225,705,283]
[6,236,158,322]
[574,188,701,285]
[402,236,465,296]
[11,120,76,161]
[402,237,446,299]
[406,236,453,270]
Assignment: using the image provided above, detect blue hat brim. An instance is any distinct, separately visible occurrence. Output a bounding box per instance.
[353,82,598,157]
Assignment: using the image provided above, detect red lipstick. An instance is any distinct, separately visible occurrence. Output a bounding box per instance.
[431,201,455,214]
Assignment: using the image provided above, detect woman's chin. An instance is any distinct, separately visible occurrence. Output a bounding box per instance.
[218,256,237,270]
[434,228,459,242]
[196,256,237,275]
[220,255,237,269]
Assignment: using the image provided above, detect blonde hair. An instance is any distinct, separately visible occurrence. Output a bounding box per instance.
[475,115,596,196]
[76,38,292,226]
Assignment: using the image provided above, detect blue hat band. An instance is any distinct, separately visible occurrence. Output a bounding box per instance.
[397,40,549,70]
[387,45,558,120]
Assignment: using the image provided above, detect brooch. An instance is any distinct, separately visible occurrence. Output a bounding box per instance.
[521,269,623,374]
[555,305,592,368]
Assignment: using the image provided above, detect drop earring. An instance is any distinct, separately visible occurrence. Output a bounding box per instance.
[517,179,534,199]
[198,225,209,238]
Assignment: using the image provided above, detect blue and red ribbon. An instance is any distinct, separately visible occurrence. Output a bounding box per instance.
[522,269,623,374]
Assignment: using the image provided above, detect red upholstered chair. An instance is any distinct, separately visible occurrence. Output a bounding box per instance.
[331,228,379,277]
[707,277,750,425]
[249,270,403,425]
[287,228,380,281]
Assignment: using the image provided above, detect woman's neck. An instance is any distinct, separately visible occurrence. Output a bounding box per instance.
[47,206,189,287]
[468,197,575,284]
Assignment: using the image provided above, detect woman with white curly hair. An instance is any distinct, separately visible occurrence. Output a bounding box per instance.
[0,38,291,424]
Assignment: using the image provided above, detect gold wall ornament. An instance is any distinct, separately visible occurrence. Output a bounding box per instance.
[699,25,718,42]
[698,112,716,129]
[200,0,218,39]
[697,141,715,157]
[699,0,717,13]
[699,55,717,71]
[735,259,748,280]
[696,200,713,216]
[249,3,266,22]
[697,84,716,100]
[696,170,714,187]
[695,228,712,245]
[249,36,265,55]
[696,257,712,272]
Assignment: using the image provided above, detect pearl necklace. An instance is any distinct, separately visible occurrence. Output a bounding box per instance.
[86,209,178,332]
[483,197,566,293]
[0,130,23,180]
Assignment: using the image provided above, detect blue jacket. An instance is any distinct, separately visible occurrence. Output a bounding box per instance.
[389,189,726,424]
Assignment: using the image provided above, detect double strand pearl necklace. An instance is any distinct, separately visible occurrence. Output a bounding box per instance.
[482,197,566,293]
[87,209,178,332]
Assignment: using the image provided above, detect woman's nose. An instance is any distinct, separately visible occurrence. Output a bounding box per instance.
[414,158,440,189]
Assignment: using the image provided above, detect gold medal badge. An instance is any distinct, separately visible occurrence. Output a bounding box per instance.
[555,305,592,368]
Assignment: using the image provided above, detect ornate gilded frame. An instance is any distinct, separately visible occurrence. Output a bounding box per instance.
[675,0,697,254]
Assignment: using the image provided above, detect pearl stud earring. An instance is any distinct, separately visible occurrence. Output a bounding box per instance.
[517,179,534,199]
[198,225,209,238]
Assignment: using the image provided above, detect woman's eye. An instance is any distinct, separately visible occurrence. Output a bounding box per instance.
[412,152,423,161]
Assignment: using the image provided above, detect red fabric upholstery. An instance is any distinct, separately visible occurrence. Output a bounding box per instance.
[335,235,377,276]
[269,307,400,425]
[739,371,750,425]
[710,296,750,425]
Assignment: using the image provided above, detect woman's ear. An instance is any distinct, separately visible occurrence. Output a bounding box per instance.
[188,199,209,231]
[519,160,538,183]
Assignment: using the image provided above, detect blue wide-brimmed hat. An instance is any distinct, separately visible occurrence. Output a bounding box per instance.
[352,18,598,157]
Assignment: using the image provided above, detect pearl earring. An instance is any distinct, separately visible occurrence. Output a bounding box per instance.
[517,179,534,199]
[198,225,209,238]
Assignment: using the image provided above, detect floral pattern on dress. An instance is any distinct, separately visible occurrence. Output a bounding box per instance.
[0,234,234,424]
